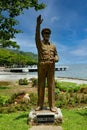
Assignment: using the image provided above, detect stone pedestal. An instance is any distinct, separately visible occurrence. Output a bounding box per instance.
[28,107,63,125]
[29,125,63,130]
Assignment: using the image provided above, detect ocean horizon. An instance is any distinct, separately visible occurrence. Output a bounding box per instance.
[55,63,87,80]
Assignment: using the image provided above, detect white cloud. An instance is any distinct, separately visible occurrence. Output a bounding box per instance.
[13,34,37,53]
[51,16,60,23]
[54,40,87,64]
[70,39,87,56]
[71,49,87,56]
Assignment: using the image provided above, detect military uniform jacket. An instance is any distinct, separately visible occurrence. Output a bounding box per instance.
[36,40,58,62]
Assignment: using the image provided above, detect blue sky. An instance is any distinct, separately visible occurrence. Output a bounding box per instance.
[14,0,87,64]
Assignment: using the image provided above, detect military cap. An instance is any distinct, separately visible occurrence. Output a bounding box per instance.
[41,28,51,35]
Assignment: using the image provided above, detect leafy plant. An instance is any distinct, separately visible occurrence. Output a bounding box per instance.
[31,78,38,87]
[0,96,10,105]
[55,88,60,99]
[29,93,37,106]
[55,80,80,92]
[19,78,29,85]
[0,0,45,48]
[79,84,87,94]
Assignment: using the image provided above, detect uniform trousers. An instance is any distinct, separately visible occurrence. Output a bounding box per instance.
[37,61,55,108]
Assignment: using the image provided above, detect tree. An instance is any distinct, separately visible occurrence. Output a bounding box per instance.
[0,0,45,48]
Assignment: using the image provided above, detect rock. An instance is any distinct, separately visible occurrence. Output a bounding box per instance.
[23,93,30,103]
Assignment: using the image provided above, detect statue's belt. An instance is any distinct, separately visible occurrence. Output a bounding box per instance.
[39,59,54,64]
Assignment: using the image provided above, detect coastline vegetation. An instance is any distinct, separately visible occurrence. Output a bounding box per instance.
[0,79,87,130]
[0,48,38,67]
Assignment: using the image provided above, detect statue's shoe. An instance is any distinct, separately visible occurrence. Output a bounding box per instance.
[35,106,43,111]
[50,107,57,112]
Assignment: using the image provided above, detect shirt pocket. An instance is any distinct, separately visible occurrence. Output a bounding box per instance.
[50,48,55,56]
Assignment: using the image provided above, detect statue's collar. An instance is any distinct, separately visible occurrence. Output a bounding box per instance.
[42,40,50,45]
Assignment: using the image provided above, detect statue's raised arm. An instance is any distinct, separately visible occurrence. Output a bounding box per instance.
[35,15,43,48]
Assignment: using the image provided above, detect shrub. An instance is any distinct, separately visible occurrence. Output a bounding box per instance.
[19,78,29,85]
[31,78,38,87]
[0,96,10,106]
[80,88,87,93]
[0,91,31,113]
[55,80,80,92]
[31,78,48,87]
[29,93,38,106]
[55,80,61,89]
[55,88,60,99]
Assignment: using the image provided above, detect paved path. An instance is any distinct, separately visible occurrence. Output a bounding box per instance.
[29,125,63,130]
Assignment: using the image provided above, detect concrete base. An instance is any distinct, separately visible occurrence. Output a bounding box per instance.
[28,107,63,125]
[29,125,63,130]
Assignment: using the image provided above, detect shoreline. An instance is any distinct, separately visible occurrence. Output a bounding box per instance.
[56,77,87,84]
[0,72,87,84]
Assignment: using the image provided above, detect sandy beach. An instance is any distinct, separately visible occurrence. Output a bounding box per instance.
[56,77,87,84]
[0,72,87,84]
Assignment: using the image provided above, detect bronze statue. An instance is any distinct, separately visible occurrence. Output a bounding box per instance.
[35,15,59,112]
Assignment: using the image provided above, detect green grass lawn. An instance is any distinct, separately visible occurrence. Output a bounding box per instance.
[0,108,87,130]
[62,108,87,130]
[0,111,29,130]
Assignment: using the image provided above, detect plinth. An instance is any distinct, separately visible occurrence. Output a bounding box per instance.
[28,107,63,125]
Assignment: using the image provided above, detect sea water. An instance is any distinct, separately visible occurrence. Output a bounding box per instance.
[0,64,87,81]
[55,64,87,80]
[29,64,87,80]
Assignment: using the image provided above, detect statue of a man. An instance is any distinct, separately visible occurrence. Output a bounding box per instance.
[35,15,59,112]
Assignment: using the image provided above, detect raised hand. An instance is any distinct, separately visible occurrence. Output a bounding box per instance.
[37,15,43,25]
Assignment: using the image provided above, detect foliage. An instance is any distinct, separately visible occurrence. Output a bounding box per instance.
[0,91,31,113]
[55,88,60,97]
[0,80,87,113]
[0,48,37,66]
[0,80,87,130]
[0,95,10,105]
[31,78,38,87]
[19,78,29,85]
[79,84,87,94]
[55,92,87,108]
[25,52,38,61]
[55,80,80,92]
[0,0,45,48]
[29,93,38,106]
[0,39,20,49]
[31,78,48,87]
[55,81,87,108]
